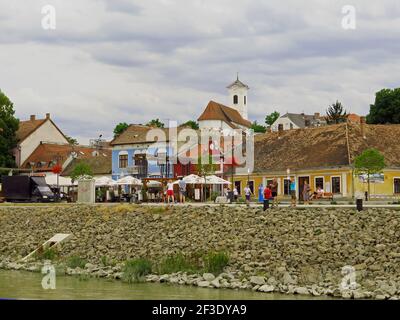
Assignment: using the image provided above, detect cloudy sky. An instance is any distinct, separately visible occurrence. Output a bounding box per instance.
[1,0,399,143]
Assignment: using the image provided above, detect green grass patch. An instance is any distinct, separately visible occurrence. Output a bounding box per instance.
[203,251,229,275]
[122,258,152,283]
[101,256,116,267]
[66,256,87,269]
[157,253,201,274]
[35,247,58,261]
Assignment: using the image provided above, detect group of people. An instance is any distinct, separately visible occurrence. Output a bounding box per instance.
[163,177,187,204]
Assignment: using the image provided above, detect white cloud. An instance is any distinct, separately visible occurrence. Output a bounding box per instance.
[0,0,399,143]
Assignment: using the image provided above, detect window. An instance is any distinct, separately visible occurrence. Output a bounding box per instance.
[119,154,128,168]
[315,177,324,189]
[331,177,341,194]
[244,96,247,105]
[233,95,238,104]
[283,179,291,195]
[234,181,241,195]
[394,178,400,194]
[134,154,148,177]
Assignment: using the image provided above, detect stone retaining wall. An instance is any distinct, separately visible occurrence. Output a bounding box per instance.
[1,205,399,299]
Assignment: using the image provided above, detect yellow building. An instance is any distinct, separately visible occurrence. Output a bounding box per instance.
[232,120,400,200]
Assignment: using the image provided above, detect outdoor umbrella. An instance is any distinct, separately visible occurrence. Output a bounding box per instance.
[116,176,142,186]
[95,176,117,186]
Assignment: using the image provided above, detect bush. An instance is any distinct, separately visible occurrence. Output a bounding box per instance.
[149,207,167,214]
[123,258,152,283]
[211,191,220,202]
[330,201,338,205]
[35,247,58,261]
[158,253,201,274]
[203,251,229,275]
[66,256,87,269]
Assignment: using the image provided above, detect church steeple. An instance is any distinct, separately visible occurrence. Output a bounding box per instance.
[226,75,249,120]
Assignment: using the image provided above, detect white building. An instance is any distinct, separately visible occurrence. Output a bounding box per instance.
[14,114,69,167]
[271,113,327,132]
[197,76,251,132]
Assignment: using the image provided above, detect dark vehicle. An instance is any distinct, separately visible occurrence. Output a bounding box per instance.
[1,176,55,203]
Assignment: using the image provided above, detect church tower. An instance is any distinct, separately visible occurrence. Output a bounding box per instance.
[226,74,249,120]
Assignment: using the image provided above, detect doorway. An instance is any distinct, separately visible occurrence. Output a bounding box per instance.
[298,176,310,201]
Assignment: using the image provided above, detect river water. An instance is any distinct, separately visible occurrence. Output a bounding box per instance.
[0,270,331,300]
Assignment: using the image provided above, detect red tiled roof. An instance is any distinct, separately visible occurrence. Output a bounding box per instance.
[21,143,111,172]
[197,101,251,128]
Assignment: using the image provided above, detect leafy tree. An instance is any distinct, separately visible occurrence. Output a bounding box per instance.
[146,119,165,128]
[181,120,199,130]
[251,121,266,133]
[113,122,129,137]
[326,100,347,124]
[65,135,78,145]
[196,152,215,202]
[70,161,93,182]
[354,148,386,200]
[0,90,19,169]
[265,111,280,127]
[367,88,400,124]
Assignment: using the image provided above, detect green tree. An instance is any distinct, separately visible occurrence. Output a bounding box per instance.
[0,90,19,169]
[326,100,347,124]
[265,111,280,127]
[70,162,93,182]
[181,120,199,130]
[65,135,78,145]
[367,88,400,124]
[354,148,386,200]
[146,119,165,128]
[251,121,266,133]
[113,122,129,137]
[196,153,215,202]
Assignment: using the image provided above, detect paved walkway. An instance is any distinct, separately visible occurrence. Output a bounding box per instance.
[1,202,400,209]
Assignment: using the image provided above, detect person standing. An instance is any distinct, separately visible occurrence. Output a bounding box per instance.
[244,184,252,205]
[233,186,239,202]
[166,180,175,204]
[258,184,264,203]
[290,177,297,207]
[263,184,272,211]
[303,180,311,205]
[178,177,186,204]
[270,178,278,208]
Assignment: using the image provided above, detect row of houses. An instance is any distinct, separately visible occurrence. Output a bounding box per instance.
[10,77,400,199]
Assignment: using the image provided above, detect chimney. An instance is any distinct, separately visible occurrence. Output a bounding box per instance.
[360,116,366,139]
[45,113,50,120]
[30,115,36,121]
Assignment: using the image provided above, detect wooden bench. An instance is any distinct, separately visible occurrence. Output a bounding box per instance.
[311,192,334,201]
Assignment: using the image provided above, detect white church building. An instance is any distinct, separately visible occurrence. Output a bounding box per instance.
[197,76,251,132]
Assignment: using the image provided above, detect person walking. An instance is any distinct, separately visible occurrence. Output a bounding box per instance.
[270,178,278,208]
[244,184,252,205]
[166,180,175,204]
[303,180,311,205]
[178,176,186,204]
[290,177,297,207]
[263,184,272,211]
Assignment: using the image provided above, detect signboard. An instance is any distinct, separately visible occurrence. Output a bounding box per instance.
[194,188,201,200]
[77,179,95,204]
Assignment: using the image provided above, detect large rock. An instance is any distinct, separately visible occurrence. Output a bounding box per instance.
[203,273,215,281]
[249,276,265,286]
[258,284,275,293]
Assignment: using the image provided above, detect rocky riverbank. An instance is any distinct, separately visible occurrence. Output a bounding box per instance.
[1,204,400,299]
